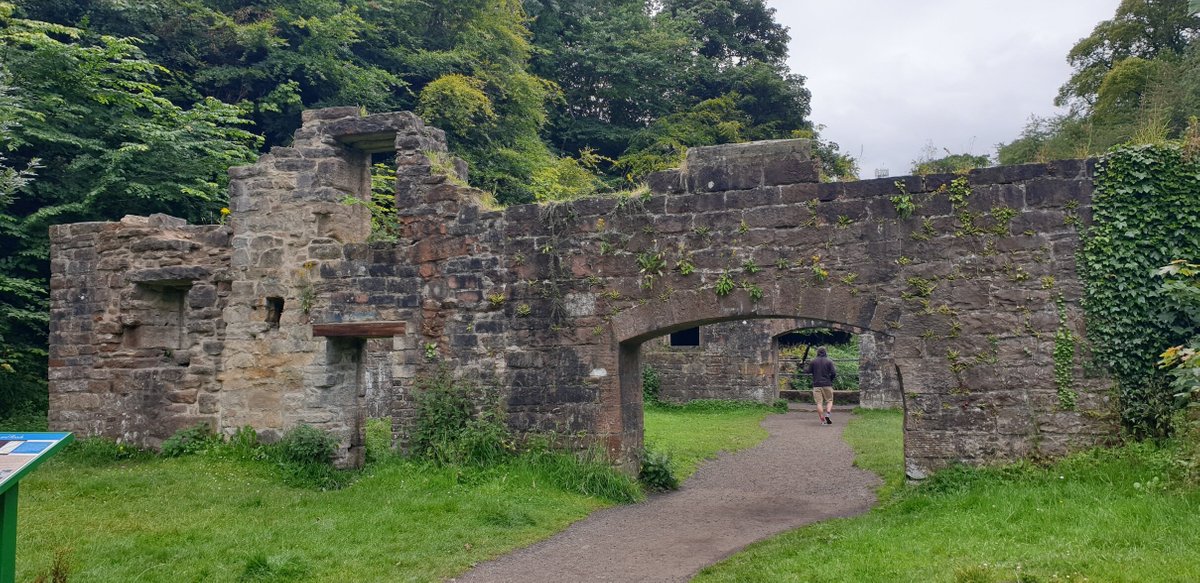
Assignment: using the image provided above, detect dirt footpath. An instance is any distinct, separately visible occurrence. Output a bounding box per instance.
[452,409,880,583]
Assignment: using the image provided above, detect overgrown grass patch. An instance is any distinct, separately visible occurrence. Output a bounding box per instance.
[16,450,632,581]
[842,407,905,500]
[696,408,1200,582]
[643,400,775,479]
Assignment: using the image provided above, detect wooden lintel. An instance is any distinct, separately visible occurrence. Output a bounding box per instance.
[312,321,407,338]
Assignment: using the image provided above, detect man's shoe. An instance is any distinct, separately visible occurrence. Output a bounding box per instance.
[825,415,833,424]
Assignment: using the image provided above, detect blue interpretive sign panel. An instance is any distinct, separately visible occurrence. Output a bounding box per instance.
[0,433,72,495]
[0,432,72,583]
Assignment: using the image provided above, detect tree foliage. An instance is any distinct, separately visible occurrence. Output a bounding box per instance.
[0,0,855,420]
[1057,0,1200,110]
[0,4,260,420]
[1001,0,1200,163]
[525,0,854,182]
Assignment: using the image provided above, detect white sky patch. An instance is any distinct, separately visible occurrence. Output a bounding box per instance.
[769,0,1121,177]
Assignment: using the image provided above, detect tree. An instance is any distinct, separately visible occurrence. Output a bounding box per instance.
[1000,0,1200,163]
[1057,0,1200,110]
[0,6,260,421]
[661,0,790,66]
[525,0,827,183]
[13,0,565,204]
[526,0,696,159]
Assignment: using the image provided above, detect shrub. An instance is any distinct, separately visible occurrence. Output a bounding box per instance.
[642,365,661,403]
[409,370,513,467]
[62,437,150,466]
[364,418,394,464]
[220,425,261,461]
[639,447,679,492]
[161,423,220,457]
[276,424,339,466]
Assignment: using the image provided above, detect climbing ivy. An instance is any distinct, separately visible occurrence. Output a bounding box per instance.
[1054,294,1078,410]
[1080,142,1200,436]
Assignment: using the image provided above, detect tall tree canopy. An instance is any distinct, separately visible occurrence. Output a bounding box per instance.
[526,0,851,181]
[1,0,855,423]
[1000,0,1200,164]
[0,3,261,421]
[1056,0,1200,110]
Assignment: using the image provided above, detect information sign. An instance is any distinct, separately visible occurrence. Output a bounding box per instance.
[0,433,71,494]
[0,432,72,583]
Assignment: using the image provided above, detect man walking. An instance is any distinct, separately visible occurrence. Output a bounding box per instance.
[804,347,837,424]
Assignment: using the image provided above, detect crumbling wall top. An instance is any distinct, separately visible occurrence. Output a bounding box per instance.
[647,138,819,194]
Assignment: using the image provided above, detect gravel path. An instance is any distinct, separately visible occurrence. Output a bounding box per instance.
[452,408,880,582]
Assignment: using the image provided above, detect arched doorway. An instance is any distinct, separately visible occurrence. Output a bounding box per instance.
[607,286,888,467]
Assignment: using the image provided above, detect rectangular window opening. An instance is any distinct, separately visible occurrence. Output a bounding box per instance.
[669,326,701,347]
[266,296,284,328]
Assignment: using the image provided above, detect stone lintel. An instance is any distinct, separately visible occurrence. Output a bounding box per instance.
[312,321,407,338]
[130,266,210,288]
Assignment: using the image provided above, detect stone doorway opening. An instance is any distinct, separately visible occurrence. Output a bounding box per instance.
[616,312,900,469]
[777,326,861,407]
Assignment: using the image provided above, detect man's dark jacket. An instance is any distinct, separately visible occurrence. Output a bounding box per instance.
[805,357,837,388]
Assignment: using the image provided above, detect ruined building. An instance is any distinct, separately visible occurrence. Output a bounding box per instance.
[50,108,1115,477]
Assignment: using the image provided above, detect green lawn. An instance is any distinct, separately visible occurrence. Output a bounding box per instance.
[16,454,616,582]
[696,408,1200,582]
[12,403,775,581]
[643,402,775,479]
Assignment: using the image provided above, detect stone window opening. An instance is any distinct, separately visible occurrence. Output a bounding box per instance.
[265,296,284,328]
[668,327,700,347]
[123,283,189,352]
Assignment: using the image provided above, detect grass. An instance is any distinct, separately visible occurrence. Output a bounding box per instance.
[14,400,773,582]
[643,401,775,479]
[695,408,1200,582]
[841,407,905,500]
[15,450,631,582]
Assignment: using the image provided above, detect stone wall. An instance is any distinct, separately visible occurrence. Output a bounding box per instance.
[49,214,231,445]
[50,108,1117,477]
[642,321,779,403]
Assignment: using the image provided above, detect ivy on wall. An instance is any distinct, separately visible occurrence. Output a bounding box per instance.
[1081,142,1200,437]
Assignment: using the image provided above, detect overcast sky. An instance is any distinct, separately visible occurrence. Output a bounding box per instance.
[769,0,1121,178]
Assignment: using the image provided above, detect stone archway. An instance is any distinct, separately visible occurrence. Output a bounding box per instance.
[606,287,886,464]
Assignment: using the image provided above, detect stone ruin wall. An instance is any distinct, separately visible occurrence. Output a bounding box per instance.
[642,321,781,404]
[50,107,1118,477]
[49,215,231,442]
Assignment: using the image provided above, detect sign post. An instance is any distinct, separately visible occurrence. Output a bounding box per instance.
[0,432,73,583]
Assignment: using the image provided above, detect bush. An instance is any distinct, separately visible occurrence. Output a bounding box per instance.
[410,370,514,467]
[276,424,338,466]
[364,418,394,464]
[0,402,48,432]
[161,423,220,457]
[642,365,661,403]
[219,425,261,461]
[639,447,679,492]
